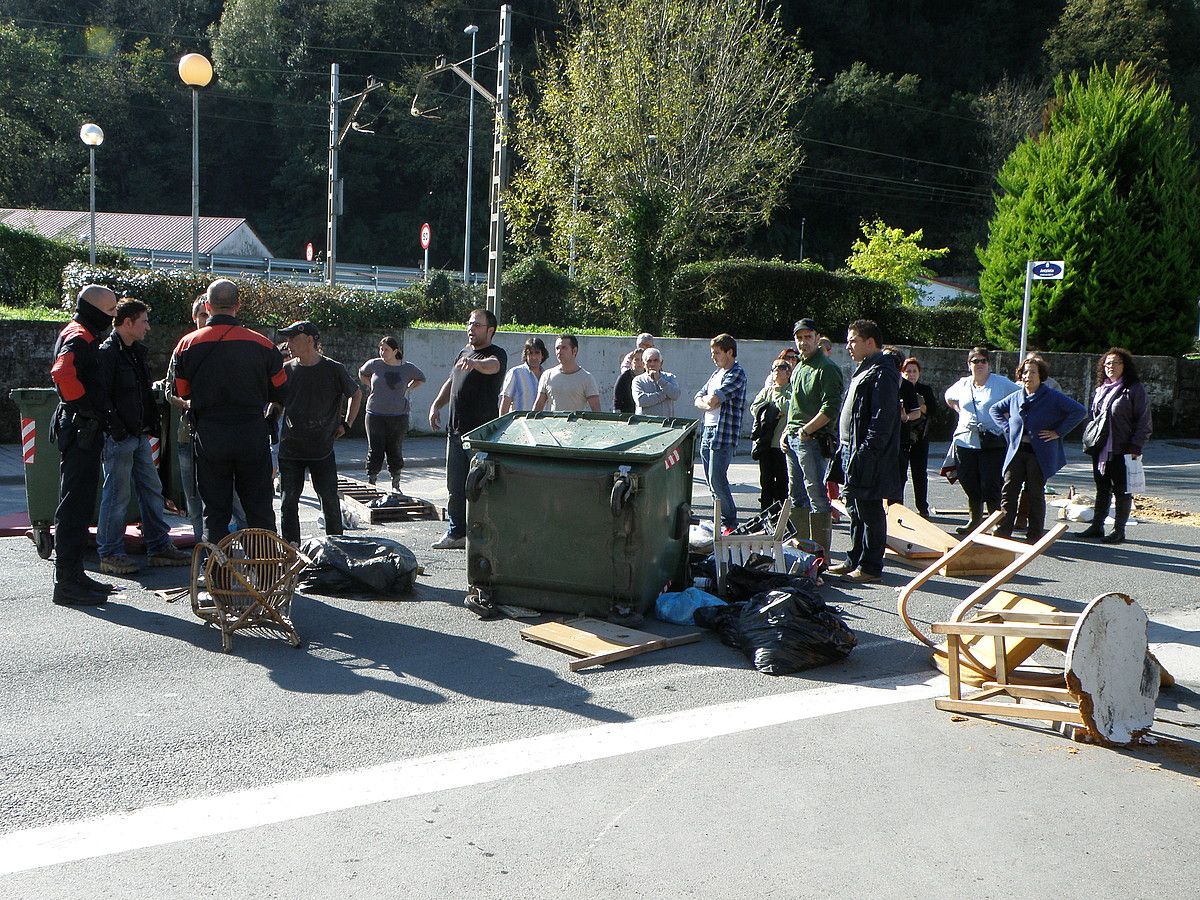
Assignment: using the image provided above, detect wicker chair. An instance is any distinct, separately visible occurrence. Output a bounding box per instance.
[190,528,311,652]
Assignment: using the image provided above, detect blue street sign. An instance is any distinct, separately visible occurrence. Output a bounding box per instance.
[1030,260,1065,280]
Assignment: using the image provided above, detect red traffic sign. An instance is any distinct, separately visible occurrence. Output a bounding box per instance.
[420,222,432,250]
[305,242,314,262]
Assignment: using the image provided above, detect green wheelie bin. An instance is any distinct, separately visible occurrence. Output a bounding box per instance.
[462,411,698,619]
[10,387,188,559]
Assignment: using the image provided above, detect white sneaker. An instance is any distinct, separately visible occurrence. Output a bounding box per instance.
[430,534,466,550]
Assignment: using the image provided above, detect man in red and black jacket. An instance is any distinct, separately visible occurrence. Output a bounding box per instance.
[172,279,287,540]
[49,284,119,606]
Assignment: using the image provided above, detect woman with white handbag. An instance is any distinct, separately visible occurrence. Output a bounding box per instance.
[1079,348,1152,544]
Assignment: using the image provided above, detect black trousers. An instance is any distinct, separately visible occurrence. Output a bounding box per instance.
[53,422,103,578]
[998,446,1046,538]
[956,445,1005,519]
[905,439,930,514]
[279,451,342,545]
[195,417,276,542]
[845,492,887,576]
[365,413,409,478]
[757,447,789,510]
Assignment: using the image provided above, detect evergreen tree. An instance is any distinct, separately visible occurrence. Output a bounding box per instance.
[977,64,1200,356]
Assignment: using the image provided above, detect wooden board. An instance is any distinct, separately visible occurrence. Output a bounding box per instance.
[885,503,1017,576]
[520,617,702,671]
[336,475,444,524]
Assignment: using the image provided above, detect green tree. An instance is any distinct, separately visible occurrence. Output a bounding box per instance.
[977,64,1200,355]
[844,218,948,306]
[508,0,813,332]
[1043,0,1170,80]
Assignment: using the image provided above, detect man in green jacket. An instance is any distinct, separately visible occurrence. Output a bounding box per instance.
[781,317,844,556]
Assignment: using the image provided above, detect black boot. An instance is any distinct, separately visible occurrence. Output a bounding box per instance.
[1079,484,1110,539]
[53,573,107,607]
[1103,495,1132,544]
[78,571,117,594]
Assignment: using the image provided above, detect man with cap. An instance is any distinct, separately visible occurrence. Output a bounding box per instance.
[781,317,844,557]
[49,284,119,605]
[275,321,362,546]
[172,279,288,540]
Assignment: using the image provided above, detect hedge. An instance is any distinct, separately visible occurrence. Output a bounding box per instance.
[0,224,125,307]
[668,258,982,346]
[62,263,416,331]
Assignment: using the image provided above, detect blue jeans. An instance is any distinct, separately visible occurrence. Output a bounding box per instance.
[97,434,173,559]
[446,432,470,538]
[178,438,246,541]
[700,427,737,530]
[784,433,832,514]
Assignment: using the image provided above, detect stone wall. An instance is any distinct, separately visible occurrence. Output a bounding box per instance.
[3,319,1197,443]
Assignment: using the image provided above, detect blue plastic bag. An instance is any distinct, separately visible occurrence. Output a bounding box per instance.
[655,586,726,625]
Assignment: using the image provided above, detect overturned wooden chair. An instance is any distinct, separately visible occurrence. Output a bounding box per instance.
[190,528,311,653]
[713,498,791,595]
[933,592,1160,746]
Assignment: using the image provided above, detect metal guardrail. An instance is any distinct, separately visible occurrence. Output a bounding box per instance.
[123,249,484,291]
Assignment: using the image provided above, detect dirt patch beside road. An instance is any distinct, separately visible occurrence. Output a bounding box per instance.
[1135,496,1200,527]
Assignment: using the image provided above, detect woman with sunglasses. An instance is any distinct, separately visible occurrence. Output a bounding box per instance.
[944,347,1018,534]
[749,354,793,510]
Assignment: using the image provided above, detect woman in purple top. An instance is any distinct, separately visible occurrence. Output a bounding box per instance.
[1078,347,1152,544]
[359,336,426,492]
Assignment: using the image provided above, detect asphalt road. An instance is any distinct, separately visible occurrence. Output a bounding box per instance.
[1,435,1197,897]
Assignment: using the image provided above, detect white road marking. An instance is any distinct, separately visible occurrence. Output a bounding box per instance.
[0,672,942,875]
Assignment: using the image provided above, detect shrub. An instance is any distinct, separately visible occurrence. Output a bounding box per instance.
[501,256,575,326]
[0,224,124,307]
[61,263,416,330]
[669,258,896,339]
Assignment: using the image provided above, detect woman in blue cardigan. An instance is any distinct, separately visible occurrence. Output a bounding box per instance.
[989,356,1086,542]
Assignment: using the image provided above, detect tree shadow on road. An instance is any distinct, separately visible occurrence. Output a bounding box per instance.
[85,588,631,725]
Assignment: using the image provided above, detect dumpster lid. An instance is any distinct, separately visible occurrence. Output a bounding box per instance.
[463,412,696,461]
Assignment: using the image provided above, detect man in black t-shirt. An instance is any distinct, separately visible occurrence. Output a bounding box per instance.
[276,321,362,545]
[428,309,507,550]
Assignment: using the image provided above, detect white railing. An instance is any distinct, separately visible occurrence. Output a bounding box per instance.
[122,249,484,292]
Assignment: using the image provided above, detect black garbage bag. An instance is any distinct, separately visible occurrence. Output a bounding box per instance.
[723,564,821,604]
[298,534,419,597]
[694,602,744,648]
[738,586,856,675]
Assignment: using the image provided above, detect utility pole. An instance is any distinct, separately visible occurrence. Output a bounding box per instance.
[410,5,512,318]
[568,160,579,280]
[326,65,381,286]
[326,64,339,286]
[486,5,513,320]
[463,24,479,284]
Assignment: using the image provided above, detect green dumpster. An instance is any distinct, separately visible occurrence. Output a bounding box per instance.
[462,411,697,618]
[10,387,188,559]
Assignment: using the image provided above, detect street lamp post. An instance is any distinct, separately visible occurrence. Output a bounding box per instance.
[463,24,479,285]
[178,53,213,271]
[79,123,104,266]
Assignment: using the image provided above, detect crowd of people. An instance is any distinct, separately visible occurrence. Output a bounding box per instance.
[47,280,1152,606]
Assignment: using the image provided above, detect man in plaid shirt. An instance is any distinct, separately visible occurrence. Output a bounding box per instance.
[693,333,747,533]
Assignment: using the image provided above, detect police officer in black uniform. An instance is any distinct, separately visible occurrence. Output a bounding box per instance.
[49,284,119,605]
[171,279,288,540]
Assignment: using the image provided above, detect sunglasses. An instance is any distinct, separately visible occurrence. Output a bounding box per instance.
[970,358,989,365]
[772,365,791,372]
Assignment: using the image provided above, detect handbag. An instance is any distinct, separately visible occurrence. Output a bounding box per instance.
[1081,414,1108,455]
[815,429,837,460]
[939,444,959,484]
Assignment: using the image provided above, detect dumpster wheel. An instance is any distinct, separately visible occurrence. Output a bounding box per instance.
[33,528,54,560]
